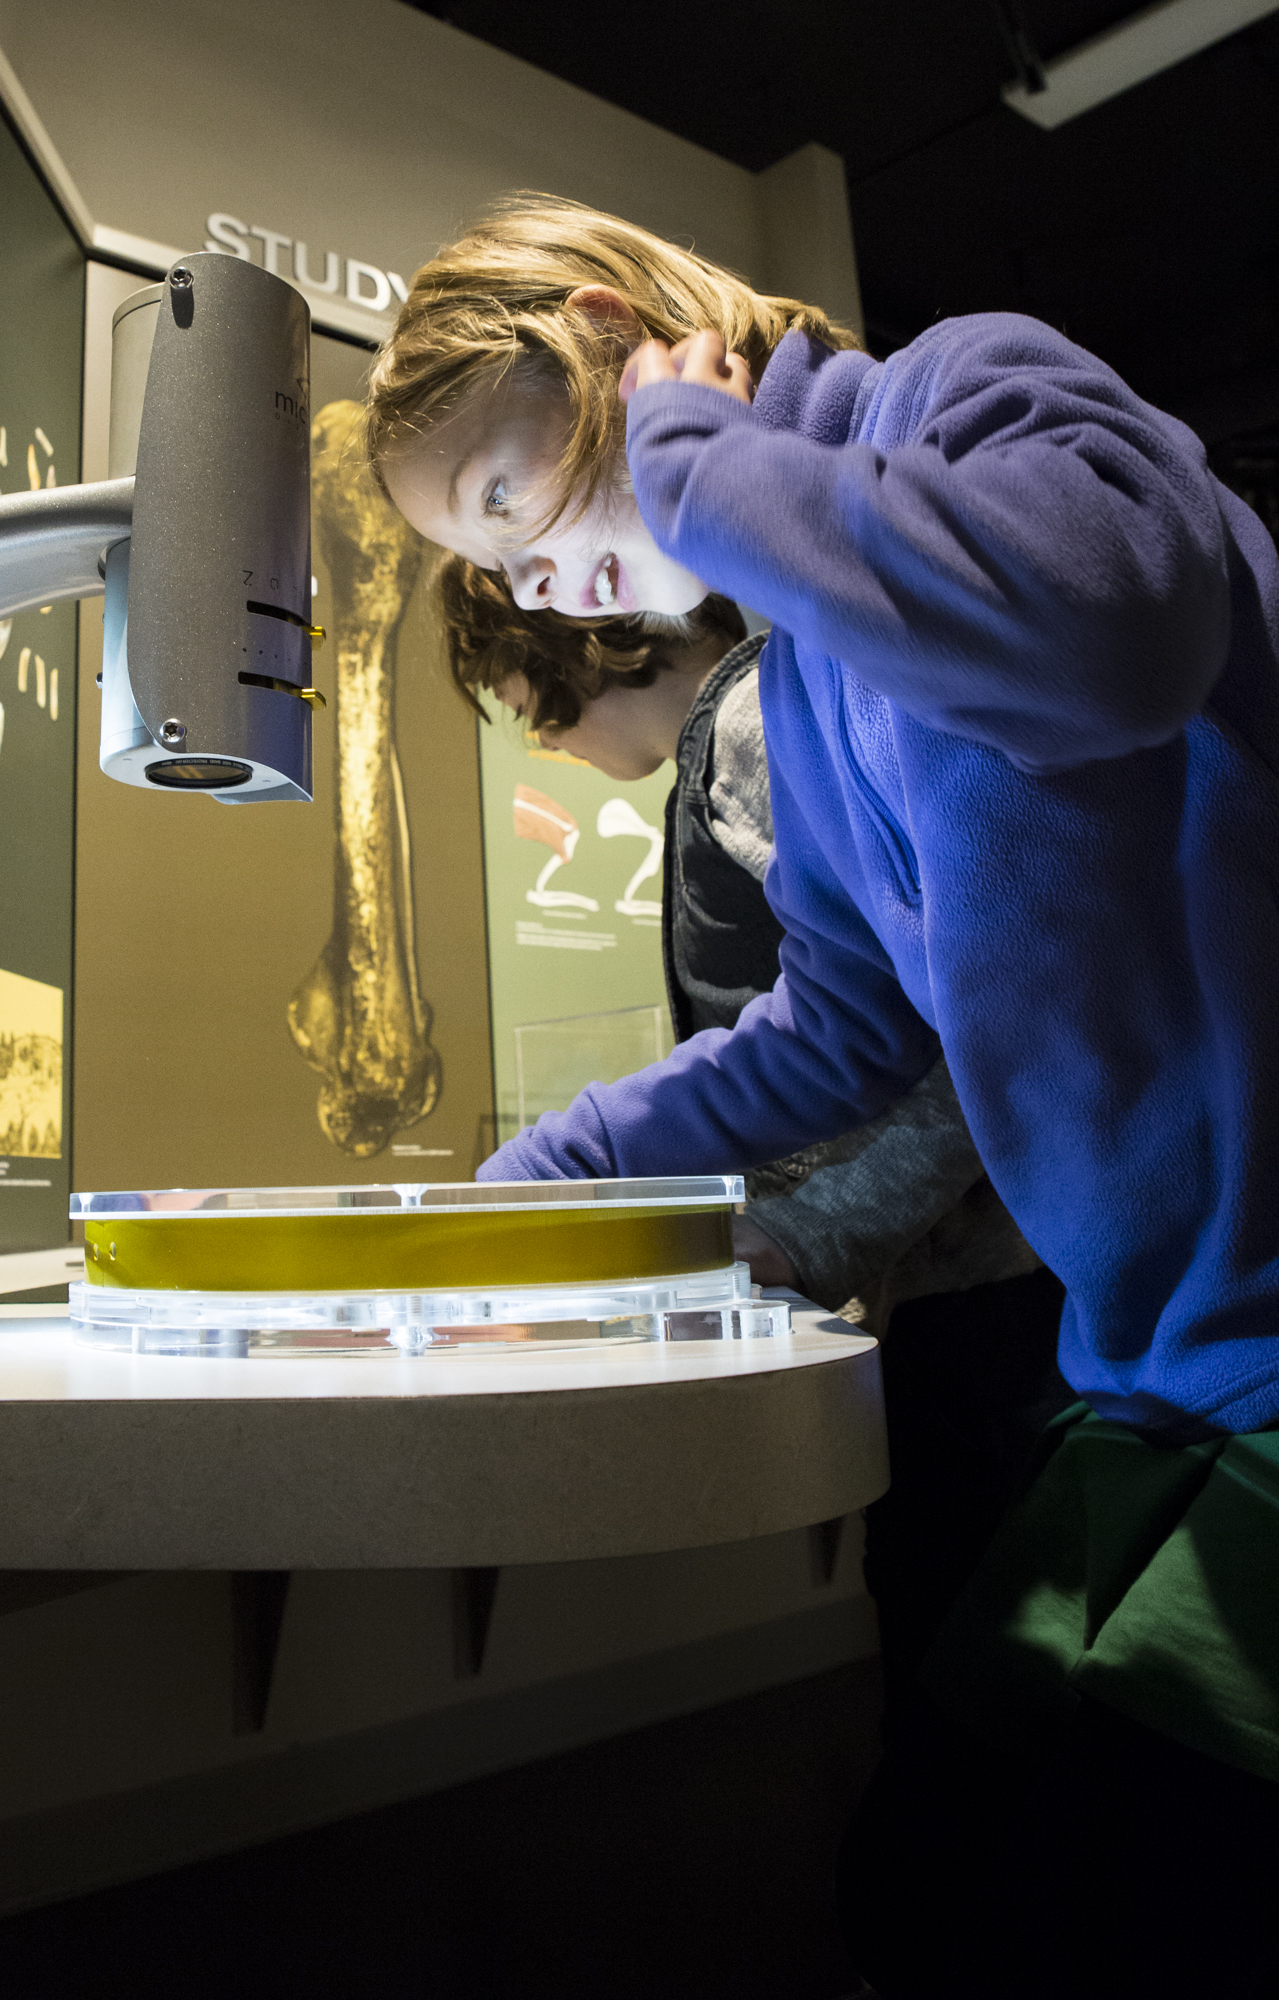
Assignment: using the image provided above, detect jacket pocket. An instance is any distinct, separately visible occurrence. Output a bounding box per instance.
[835,685,922,902]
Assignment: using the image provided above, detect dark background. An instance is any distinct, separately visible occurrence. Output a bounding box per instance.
[0,1659,882,1998]
[407,0,1279,539]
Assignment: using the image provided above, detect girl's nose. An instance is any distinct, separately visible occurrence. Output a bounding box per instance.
[507,555,556,611]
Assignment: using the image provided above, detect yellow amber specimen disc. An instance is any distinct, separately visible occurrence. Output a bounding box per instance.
[82,1203,734,1294]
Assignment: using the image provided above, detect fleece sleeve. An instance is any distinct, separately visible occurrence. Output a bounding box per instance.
[476,824,940,1182]
[624,323,1231,773]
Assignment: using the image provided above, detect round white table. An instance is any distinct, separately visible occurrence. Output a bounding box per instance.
[0,1297,888,1571]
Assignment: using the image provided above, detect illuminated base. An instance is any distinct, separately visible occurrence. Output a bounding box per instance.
[68,1264,790,1358]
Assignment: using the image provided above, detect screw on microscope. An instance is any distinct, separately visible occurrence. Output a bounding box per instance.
[159,718,187,745]
[170,266,194,289]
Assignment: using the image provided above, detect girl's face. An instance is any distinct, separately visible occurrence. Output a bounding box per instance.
[383,384,708,618]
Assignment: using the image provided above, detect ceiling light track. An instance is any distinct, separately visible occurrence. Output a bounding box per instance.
[1004,0,1279,129]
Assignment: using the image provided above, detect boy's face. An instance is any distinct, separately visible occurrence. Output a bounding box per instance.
[384,384,708,619]
[495,621,726,781]
[495,671,671,780]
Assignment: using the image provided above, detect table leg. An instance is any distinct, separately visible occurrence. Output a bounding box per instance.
[231,1571,291,1733]
[808,1516,845,1587]
[451,1566,500,1677]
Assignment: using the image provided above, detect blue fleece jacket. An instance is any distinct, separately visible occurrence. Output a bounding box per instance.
[480,315,1279,1440]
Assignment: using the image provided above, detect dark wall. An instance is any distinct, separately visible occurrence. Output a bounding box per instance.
[0,110,83,1251]
[412,3,1279,480]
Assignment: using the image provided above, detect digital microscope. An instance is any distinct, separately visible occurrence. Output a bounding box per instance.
[0,252,323,802]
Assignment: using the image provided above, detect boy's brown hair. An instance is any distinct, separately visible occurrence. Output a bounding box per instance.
[438,554,747,733]
[366,193,860,529]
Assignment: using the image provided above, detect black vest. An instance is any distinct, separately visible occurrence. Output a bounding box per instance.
[662,635,786,1041]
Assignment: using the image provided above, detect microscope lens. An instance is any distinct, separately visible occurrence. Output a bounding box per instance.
[144,758,253,789]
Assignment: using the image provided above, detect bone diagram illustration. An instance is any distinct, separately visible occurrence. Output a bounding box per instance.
[513,784,600,911]
[513,786,667,918]
[596,797,665,917]
[288,400,441,1156]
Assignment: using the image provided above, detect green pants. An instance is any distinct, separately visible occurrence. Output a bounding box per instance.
[923,1399,1279,1783]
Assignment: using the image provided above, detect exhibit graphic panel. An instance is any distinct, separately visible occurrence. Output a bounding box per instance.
[479,712,675,1147]
[0,969,62,1158]
[0,110,82,1251]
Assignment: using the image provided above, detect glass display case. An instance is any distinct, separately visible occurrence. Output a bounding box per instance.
[69,1176,791,1357]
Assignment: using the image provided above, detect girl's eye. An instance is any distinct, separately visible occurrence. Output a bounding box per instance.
[484,480,508,517]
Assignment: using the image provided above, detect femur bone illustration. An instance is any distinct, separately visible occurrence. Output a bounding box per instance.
[287,400,441,1156]
[514,782,599,911]
[597,796,665,916]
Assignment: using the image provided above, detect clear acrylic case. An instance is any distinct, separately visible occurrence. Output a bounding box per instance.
[68,1177,792,1357]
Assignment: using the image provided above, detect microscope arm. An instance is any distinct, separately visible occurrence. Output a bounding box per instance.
[0,479,135,621]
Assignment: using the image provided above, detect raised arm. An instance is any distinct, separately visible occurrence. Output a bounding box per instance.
[625,317,1230,774]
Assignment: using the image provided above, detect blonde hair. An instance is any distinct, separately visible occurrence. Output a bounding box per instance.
[366,193,860,527]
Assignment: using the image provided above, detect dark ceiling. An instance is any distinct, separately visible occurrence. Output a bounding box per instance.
[406,0,1279,461]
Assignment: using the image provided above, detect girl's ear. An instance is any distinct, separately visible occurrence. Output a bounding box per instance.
[566,286,645,346]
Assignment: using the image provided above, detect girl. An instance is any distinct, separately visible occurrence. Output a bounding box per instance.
[371,198,1279,1995]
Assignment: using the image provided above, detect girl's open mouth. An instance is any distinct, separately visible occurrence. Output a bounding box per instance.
[581,554,635,613]
[589,554,619,608]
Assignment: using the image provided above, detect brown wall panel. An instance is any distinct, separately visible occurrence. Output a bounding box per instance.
[72,315,492,1193]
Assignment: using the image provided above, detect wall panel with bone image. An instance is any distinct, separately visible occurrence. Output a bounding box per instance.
[72,275,683,1193]
[73,292,494,1190]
